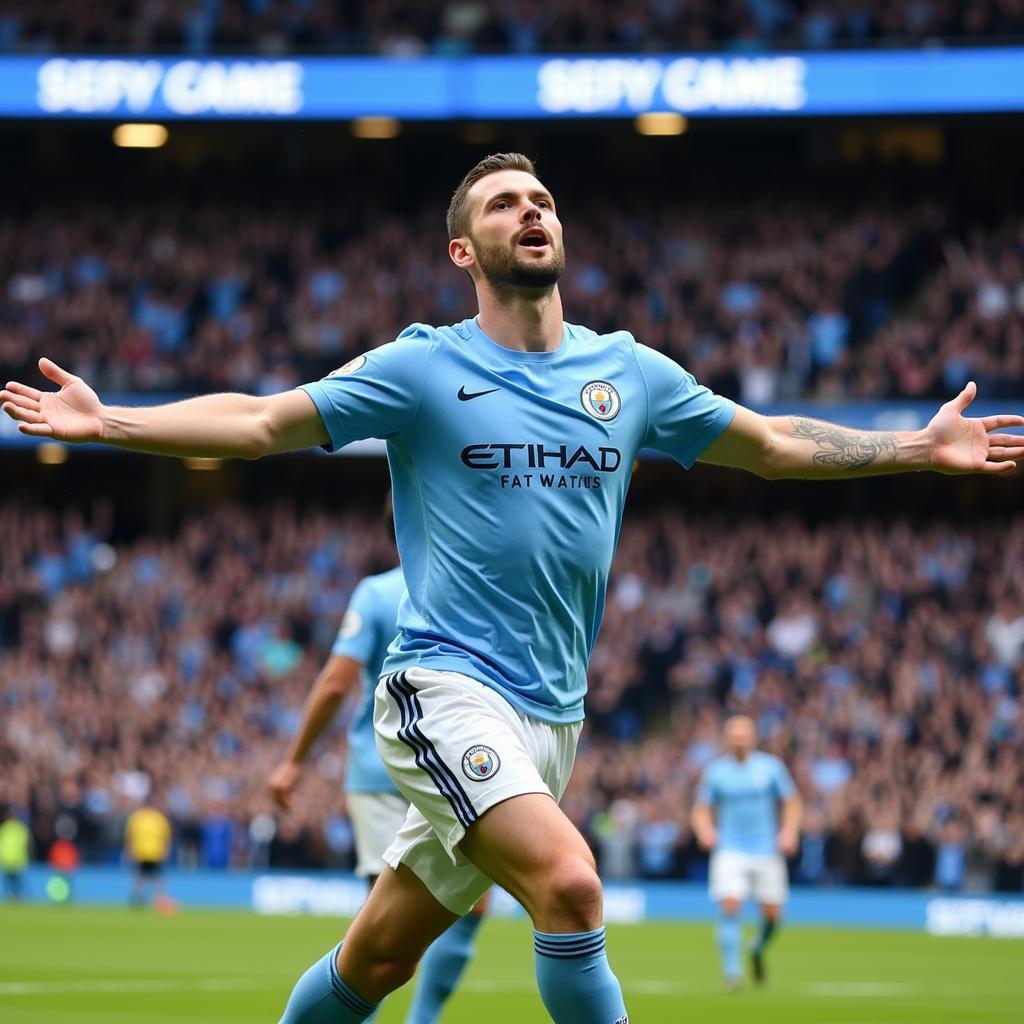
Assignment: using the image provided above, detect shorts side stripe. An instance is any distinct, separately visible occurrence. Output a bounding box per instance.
[396,674,478,825]
[391,675,475,829]
[395,673,477,828]
[386,673,477,829]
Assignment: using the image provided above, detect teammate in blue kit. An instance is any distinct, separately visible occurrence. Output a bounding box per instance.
[268,556,488,1024]
[692,716,801,990]
[5,152,1023,1024]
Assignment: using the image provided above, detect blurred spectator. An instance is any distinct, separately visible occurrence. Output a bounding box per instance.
[861,814,902,886]
[896,818,935,889]
[201,804,237,870]
[933,818,968,892]
[794,806,832,885]
[2,1,1024,55]
[993,816,1024,892]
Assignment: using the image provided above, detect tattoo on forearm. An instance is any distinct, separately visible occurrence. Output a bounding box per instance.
[788,419,898,471]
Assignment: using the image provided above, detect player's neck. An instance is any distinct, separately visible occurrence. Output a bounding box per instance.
[475,284,564,353]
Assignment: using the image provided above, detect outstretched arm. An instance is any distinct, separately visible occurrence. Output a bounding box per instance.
[700,382,1024,479]
[268,654,362,810]
[1,358,328,459]
[777,794,802,857]
[691,801,717,851]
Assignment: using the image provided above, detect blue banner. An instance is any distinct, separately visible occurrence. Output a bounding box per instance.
[1,49,1024,120]
[15,866,1024,936]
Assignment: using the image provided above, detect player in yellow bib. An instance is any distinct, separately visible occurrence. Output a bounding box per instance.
[125,803,172,909]
[0,803,31,901]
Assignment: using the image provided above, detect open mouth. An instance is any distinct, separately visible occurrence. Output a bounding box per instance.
[518,228,549,248]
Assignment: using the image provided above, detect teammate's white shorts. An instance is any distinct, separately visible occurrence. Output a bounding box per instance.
[709,849,788,905]
[375,667,582,915]
[346,792,410,878]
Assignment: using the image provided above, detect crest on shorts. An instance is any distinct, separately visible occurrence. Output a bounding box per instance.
[581,380,620,421]
[328,354,366,377]
[462,745,501,781]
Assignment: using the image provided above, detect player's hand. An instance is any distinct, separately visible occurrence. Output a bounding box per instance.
[925,382,1024,474]
[697,827,717,851]
[268,760,301,809]
[777,829,799,857]
[1,358,106,442]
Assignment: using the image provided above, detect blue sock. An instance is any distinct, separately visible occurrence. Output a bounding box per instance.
[716,914,742,981]
[405,913,483,1024]
[278,943,378,1023]
[534,927,629,1023]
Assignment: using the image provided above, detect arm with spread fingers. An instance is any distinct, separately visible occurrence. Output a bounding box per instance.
[699,383,1024,479]
[2,358,328,458]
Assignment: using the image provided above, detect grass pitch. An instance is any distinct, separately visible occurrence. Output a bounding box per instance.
[0,904,1020,1023]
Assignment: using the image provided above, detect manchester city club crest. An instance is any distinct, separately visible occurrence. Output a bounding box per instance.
[328,354,366,377]
[581,380,621,421]
[338,609,363,639]
[462,744,501,781]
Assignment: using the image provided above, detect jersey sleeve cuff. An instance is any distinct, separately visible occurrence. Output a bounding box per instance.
[298,381,351,453]
[674,398,738,469]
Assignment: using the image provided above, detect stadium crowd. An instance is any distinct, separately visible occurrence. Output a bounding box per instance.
[1,501,1022,892]
[3,191,1022,404]
[2,1,1024,55]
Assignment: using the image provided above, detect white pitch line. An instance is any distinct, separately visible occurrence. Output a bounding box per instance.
[0,978,261,996]
[460,980,535,993]
[462,978,916,998]
[463,979,698,995]
[0,976,920,1000]
[805,982,915,997]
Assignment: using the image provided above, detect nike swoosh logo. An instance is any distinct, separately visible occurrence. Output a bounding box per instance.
[458,386,500,402]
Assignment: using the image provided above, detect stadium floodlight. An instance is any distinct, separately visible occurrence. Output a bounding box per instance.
[351,116,400,139]
[634,112,687,136]
[462,123,497,145]
[36,441,68,464]
[112,123,168,148]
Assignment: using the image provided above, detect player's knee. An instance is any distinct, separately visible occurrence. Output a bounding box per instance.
[363,954,419,994]
[541,858,603,930]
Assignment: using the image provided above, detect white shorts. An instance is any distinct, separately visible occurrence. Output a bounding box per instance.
[375,667,582,915]
[709,850,788,905]
[346,791,410,878]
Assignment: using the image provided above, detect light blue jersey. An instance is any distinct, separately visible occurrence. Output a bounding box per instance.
[696,752,796,856]
[331,567,405,795]
[302,317,735,724]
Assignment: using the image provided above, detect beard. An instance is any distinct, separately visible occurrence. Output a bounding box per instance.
[472,235,566,290]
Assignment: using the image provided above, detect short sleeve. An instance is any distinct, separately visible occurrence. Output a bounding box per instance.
[773,758,797,799]
[635,344,736,468]
[299,323,435,453]
[696,767,716,806]
[331,579,380,665]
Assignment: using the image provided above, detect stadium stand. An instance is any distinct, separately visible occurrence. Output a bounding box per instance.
[2,189,1022,402]
[1,501,1021,890]
[2,1,1024,55]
